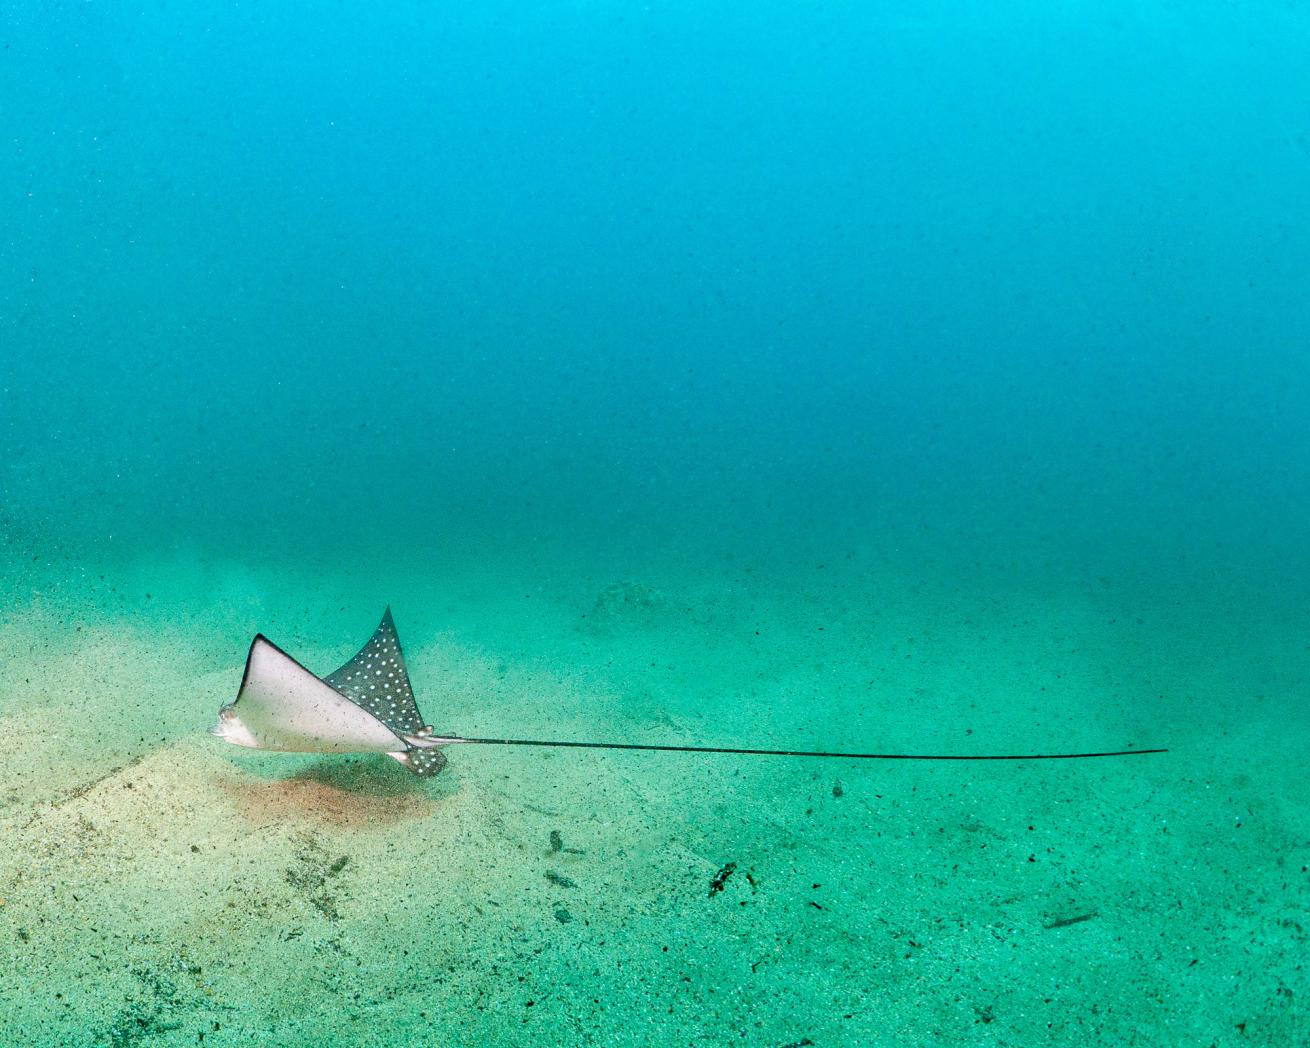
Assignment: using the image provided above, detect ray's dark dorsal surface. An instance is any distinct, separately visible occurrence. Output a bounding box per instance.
[210,609,1167,776]
[322,607,421,732]
[322,608,449,776]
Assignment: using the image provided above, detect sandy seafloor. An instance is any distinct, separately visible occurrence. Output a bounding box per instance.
[0,536,1305,1048]
[5,0,1310,1040]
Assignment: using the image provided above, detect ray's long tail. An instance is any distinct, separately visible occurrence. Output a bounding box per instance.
[401,732,1166,762]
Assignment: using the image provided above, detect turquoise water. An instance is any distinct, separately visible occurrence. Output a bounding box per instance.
[2,2,1308,1045]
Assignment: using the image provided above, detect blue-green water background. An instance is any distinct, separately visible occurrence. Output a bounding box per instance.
[3,5,1310,1045]
[5,1,1308,601]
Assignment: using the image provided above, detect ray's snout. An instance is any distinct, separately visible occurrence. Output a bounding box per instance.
[210,704,235,734]
[210,703,249,744]
[209,702,235,728]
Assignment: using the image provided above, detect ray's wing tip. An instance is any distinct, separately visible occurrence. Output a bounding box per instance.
[238,633,276,699]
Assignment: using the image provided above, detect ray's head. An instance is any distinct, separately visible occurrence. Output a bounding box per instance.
[210,703,259,748]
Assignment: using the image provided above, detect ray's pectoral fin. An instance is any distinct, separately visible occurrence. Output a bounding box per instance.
[226,635,408,754]
[323,607,427,738]
[323,608,453,777]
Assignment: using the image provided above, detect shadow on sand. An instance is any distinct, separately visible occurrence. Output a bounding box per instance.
[217,753,452,828]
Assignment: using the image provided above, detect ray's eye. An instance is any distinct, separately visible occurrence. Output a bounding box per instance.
[220,705,237,721]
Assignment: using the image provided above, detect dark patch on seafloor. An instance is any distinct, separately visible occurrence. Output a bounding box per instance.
[285,832,353,921]
[709,861,736,896]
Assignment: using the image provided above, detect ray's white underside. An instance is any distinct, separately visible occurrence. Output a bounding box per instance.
[224,637,407,754]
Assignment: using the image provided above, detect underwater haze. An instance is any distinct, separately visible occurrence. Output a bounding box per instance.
[2,1,1308,1045]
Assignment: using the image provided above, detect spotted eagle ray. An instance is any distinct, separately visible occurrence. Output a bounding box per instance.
[210,608,1166,776]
